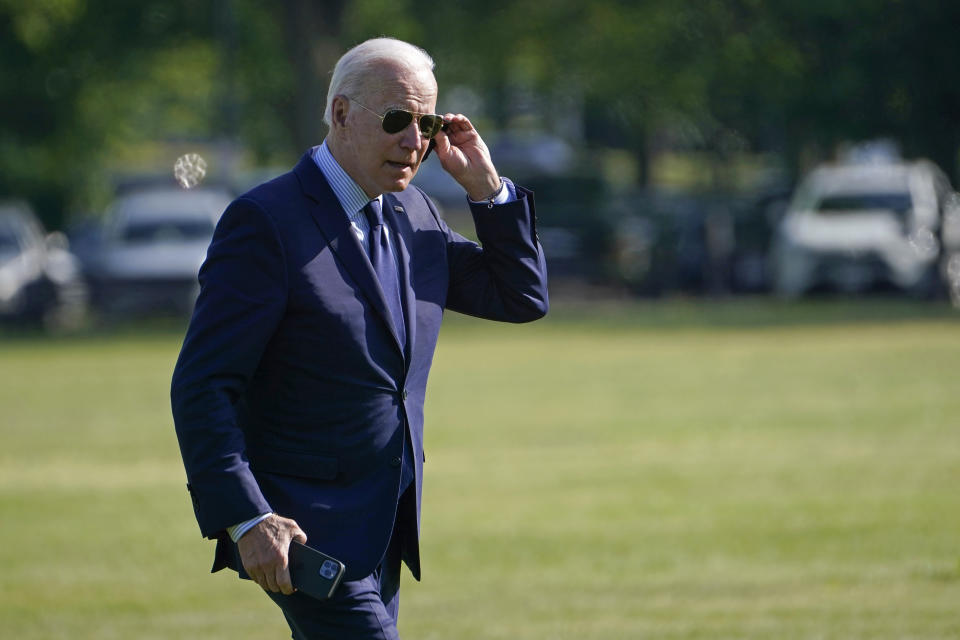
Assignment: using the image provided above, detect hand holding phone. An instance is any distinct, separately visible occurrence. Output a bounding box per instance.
[288,540,347,600]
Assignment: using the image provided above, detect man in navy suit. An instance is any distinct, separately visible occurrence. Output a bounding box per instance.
[170,37,548,638]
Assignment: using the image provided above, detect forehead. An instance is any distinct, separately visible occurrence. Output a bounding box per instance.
[360,61,437,112]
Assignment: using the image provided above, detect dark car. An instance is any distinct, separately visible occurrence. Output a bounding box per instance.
[0,201,88,328]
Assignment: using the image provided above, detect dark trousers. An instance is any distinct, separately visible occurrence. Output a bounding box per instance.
[266,501,406,639]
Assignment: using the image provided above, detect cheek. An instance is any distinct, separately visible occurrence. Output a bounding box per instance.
[348,125,382,158]
[371,140,398,166]
[354,140,384,169]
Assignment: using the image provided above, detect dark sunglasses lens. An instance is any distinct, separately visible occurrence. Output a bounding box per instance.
[419,115,444,139]
[381,109,414,134]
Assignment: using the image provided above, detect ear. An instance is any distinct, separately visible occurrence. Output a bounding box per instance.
[330,95,350,130]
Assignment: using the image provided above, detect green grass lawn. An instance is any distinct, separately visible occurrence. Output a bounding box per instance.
[1,299,959,639]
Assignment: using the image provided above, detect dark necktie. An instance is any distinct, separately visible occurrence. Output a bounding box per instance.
[363,199,406,348]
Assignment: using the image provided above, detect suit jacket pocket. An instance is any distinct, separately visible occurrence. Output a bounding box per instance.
[248,447,339,480]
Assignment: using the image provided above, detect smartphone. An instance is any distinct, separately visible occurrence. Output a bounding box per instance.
[422,123,450,161]
[288,540,346,600]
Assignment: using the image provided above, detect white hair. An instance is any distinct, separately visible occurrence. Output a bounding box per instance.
[323,37,436,126]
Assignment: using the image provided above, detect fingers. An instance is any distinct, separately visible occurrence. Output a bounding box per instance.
[434,113,498,198]
[245,545,285,593]
[431,117,455,155]
[435,114,482,164]
[263,562,282,593]
[274,559,294,595]
[276,521,307,595]
[292,525,307,545]
[252,552,289,594]
[440,113,476,139]
[237,515,305,595]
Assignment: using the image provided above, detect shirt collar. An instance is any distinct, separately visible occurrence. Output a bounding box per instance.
[312,141,381,216]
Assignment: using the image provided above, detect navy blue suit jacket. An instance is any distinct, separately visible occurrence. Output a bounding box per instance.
[170,150,548,582]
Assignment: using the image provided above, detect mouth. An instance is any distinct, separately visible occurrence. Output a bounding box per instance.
[386,160,415,171]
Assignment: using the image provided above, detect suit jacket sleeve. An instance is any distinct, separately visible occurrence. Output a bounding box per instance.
[170,197,286,538]
[444,184,549,321]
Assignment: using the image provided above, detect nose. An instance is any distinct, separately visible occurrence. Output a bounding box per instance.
[399,118,424,151]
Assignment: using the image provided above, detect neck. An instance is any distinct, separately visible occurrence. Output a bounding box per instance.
[324,136,379,199]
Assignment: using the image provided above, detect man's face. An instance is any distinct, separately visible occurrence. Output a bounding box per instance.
[331,61,438,198]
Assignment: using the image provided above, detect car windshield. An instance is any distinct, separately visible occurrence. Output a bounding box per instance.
[815,192,913,215]
[121,219,215,243]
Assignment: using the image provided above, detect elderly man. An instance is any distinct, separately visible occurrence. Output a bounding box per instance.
[171,37,548,638]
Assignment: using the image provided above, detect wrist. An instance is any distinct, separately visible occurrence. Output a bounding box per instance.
[467,178,505,207]
[466,175,502,202]
[228,512,273,542]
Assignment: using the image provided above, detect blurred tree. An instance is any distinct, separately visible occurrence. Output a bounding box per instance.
[768,0,960,179]
[276,0,346,152]
[0,1,226,227]
[3,0,959,231]
[0,1,346,228]
[342,1,804,186]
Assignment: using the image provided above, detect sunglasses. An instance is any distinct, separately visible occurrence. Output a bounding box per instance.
[348,98,446,139]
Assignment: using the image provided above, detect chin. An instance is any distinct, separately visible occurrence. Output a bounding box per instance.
[382,178,413,193]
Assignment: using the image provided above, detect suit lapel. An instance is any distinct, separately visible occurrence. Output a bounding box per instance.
[293,152,404,356]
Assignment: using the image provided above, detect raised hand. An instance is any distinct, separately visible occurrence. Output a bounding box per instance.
[433,113,502,201]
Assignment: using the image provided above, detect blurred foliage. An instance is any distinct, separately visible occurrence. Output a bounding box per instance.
[1,0,959,229]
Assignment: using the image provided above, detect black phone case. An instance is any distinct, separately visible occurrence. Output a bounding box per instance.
[288,541,347,600]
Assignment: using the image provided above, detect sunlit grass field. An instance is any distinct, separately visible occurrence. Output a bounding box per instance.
[2,299,959,639]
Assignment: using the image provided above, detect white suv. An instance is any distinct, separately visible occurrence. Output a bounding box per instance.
[83,186,232,315]
[773,160,954,296]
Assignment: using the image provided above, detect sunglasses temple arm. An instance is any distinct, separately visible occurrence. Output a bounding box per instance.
[421,123,448,161]
[422,139,436,161]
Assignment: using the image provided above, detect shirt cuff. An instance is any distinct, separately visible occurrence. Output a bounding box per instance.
[467,177,516,206]
[226,512,272,542]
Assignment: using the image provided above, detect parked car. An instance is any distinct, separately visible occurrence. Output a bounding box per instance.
[520,173,616,283]
[939,192,960,305]
[0,201,88,328]
[81,186,232,316]
[772,160,953,296]
[608,189,741,296]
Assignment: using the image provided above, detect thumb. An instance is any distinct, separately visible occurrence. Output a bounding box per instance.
[438,126,459,154]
